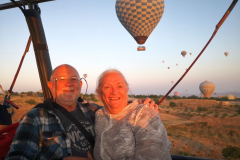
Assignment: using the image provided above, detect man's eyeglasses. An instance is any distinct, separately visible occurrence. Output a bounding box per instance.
[52,76,80,83]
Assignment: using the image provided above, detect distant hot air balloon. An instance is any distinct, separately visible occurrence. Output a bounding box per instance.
[115,0,165,45]
[176,63,178,66]
[171,81,174,83]
[162,60,165,63]
[168,67,170,69]
[199,81,215,98]
[174,92,179,96]
[224,52,229,57]
[190,52,192,55]
[83,74,87,78]
[181,51,187,57]
[227,94,235,100]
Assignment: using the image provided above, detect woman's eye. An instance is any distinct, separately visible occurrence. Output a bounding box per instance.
[104,86,110,89]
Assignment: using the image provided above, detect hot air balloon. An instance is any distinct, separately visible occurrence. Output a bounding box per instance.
[181,51,187,57]
[224,52,229,57]
[115,0,165,45]
[174,92,179,96]
[162,60,165,63]
[83,74,87,78]
[168,67,170,69]
[199,81,215,98]
[190,52,192,55]
[227,94,235,100]
[176,63,178,66]
[171,81,174,83]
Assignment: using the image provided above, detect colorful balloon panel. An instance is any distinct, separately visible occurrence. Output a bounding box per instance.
[115,0,164,44]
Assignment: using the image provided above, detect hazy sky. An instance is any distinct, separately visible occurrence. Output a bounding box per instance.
[0,0,240,96]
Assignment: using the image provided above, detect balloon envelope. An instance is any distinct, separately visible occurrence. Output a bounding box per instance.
[174,92,179,96]
[181,51,187,57]
[190,52,192,55]
[227,94,235,100]
[115,0,165,44]
[83,74,87,78]
[168,67,170,69]
[199,81,215,98]
[162,60,165,63]
[224,52,229,57]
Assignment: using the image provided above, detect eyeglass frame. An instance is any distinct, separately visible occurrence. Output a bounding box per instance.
[51,76,81,83]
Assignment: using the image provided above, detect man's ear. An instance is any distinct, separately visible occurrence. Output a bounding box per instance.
[47,81,52,90]
[80,81,83,87]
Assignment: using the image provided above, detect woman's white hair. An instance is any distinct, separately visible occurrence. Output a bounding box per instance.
[96,69,129,94]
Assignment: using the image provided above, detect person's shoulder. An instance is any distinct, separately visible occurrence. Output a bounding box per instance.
[130,100,158,117]
[22,101,53,118]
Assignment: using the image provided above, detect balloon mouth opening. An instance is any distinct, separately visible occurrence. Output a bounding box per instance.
[134,36,148,45]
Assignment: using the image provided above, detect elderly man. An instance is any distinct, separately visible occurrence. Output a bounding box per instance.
[5,64,157,160]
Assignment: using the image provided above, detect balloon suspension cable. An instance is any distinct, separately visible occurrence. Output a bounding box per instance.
[81,78,88,98]
[157,0,238,106]
[8,35,31,97]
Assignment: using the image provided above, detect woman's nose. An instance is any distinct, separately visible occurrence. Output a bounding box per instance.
[111,87,118,94]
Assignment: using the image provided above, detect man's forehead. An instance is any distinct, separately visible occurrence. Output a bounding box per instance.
[52,65,79,77]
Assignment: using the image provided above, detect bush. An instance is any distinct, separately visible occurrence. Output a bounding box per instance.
[222,146,240,159]
[25,99,37,105]
[169,102,177,107]
[27,91,34,96]
[221,113,228,118]
[197,106,208,112]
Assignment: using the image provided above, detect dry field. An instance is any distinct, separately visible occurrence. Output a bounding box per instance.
[1,95,240,159]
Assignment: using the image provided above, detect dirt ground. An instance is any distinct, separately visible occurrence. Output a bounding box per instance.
[1,95,240,159]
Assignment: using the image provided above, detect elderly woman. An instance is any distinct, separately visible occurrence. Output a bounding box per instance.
[94,69,172,160]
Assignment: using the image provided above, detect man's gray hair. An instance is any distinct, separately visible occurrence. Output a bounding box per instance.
[96,69,129,94]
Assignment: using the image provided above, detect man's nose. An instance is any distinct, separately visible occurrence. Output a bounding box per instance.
[65,78,73,85]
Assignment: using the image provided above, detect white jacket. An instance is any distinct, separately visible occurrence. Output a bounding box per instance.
[94,100,172,160]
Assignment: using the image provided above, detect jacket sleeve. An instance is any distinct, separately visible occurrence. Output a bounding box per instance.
[4,112,40,160]
[134,106,172,160]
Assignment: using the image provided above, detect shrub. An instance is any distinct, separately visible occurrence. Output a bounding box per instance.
[165,111,170,114]
[167,133,172,136]
[27,91,34,96]
[25,99,37,105]
[169,102,177,107]
[179,102,183,106]
[222,146,240,159]
[197,106,208,112]
[221,113,228,118]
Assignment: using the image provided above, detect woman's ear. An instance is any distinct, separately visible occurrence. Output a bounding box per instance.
[96,90,101,100]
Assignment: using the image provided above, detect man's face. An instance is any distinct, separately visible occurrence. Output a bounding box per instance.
[98,72,129,114]
[48,65,81,106]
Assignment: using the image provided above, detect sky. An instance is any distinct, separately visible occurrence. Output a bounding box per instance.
[0,0,240,96]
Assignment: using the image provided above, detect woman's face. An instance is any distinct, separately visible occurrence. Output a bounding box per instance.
[98,72,129,114]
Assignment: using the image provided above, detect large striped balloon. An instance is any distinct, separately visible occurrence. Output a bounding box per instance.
[115,0,164,45]
[199,81,215,98]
